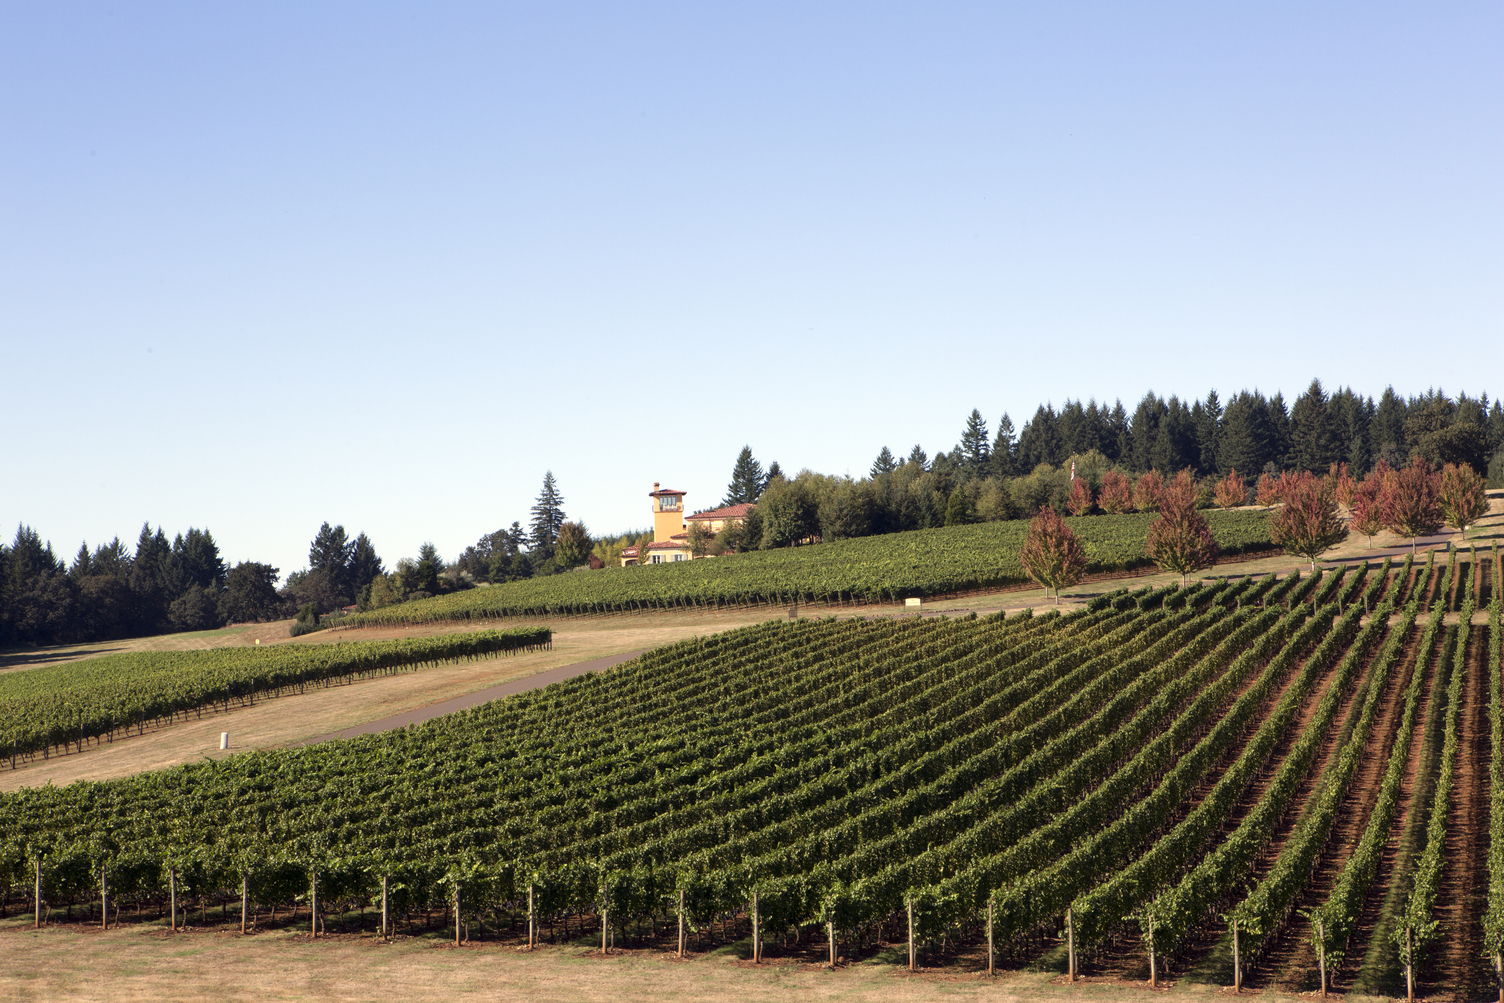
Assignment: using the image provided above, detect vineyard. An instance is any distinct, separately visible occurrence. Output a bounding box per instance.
[4,551,1503,1000]
[0,628,551,768]
[347,509,1274,624]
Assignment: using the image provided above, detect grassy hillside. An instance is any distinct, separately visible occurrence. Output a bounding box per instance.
[350,509,1273,624]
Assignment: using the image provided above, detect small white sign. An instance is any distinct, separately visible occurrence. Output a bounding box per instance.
[905,598,922,607]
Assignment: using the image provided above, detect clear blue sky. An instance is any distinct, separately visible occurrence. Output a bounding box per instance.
[5,2,1501,579]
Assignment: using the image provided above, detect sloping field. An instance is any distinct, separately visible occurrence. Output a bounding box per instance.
[3,552,1501,1000]
[347,509,1273,624]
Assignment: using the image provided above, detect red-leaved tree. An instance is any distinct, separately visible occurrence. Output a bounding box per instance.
[1255,472,1280,507]
[1214,469,1248,509]
[1329,461,1358,511]
[1134,470,1166,513]
[1098,470,1134,514]
[1270,471,1349,570]
[1383,456,1441,552]
[1350,472,1388,547]
[1438,462,1488,539]
[1146,490,1219,584]
[1066,477,1095,517]
[1019,506,1087,602]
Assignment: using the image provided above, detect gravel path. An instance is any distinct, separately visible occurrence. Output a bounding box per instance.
[301,649,648,743]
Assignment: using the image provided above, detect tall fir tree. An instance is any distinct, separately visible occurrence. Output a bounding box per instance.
[724,446,765,505]
[1196,390,1222,473]
[1289,378,1343,472]
[869,446,898,478]
[529,471,567,553]
[957,409,991,477]
[991,413,1017,477]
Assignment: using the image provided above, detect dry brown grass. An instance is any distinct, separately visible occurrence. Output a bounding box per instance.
[0,922,1371,1003]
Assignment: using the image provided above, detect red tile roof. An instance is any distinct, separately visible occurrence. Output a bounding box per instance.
[686,503,756,522]
[645,540,690,550]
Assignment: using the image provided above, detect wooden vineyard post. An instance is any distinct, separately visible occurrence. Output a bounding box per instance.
[100,862,108,930]
[1146,913,1157,988]
[169,867,178,932]
[1405,925,1414,1003]
[827,920,837,968]
[986,899,995,978]
[241,874,249,935]
[310,871,318,940]
[1314,915,1325,998]
[752,891,761,963]
[33,859,42,929]
[1495,952,1502,1003]
[1234,918,1246,992]
[677,888,686,959]
[381,876,390,942]
[601,904,609,956]
[527,884,535,950]
[453,884,462,947]
[906,896,916,972]
[1067,906,1077,982]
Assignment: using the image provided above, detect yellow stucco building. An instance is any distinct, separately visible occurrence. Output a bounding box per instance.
[620,483,755,566]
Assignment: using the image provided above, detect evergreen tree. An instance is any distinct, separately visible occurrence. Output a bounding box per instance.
[1017,405,1062,470]
[1196,390,1223,474]
[1128,393,1165,472]
[529,472,567,553]
[308,523,354,597]
[176,528,226,591]
[724,446,765,505]
[1373,386,1409,467]
[1289,378,1343,472]
[1267,392,1293,468]
[408,543,445,595]
[991,414,1017,477]
[957,409,991,476]
[761,461,784,492]
[869,446,898,478]
[1150,398,1197,472]
[347,533,384,595]
[905,444,929,470]
[943,486,975,526]
[129,525,173,634]
[554,521,593,568]
[1106,400,1131,462]
[1219,392,1278,475]
[221,563,283,623]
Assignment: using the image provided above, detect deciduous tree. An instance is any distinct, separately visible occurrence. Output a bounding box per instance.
[1146,493,1219,583]
[1214,470,1247,509]
[1066,476,1094,516]
[1269,472,1348,570]
[1350,473,1388,547]
[1098,470,1133,514]
[1018,506,1086,602]
[1438,462,1488,539]
[1133,470,1166,513]
[1383,456,1441,552]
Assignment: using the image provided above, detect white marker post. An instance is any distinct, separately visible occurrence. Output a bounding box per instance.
[219,732,230,751]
